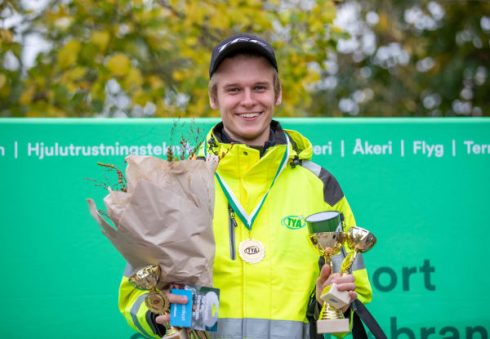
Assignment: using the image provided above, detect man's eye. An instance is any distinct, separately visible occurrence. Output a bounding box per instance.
[254,85,267,91]
[227,87,240,93]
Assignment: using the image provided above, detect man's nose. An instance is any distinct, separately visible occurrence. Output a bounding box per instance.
[241,89,255,106]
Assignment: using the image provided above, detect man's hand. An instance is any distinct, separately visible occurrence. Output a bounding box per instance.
[316,264,357,313]
[154,291,188,325]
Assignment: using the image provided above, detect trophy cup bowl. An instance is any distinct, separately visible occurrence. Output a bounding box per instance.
[306,211,350,335]
[346,226,377,253]
[310,231,344,257]
[128,264,161,291]
[339,226,377,274]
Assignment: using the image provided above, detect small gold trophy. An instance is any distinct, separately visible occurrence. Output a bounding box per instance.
[341,226,377,274]
[321,226,377,312]
[306,211,349,335]
[128,265,185,339]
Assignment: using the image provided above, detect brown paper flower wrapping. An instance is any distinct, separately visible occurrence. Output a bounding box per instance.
[87,155,218,287]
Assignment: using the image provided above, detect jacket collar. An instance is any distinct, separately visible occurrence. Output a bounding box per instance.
[212,120,287,156]
[212,120,287,145]
[203,121,313,163]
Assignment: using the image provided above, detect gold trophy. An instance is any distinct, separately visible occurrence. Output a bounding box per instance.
[342,226,377,274]
[128,265,185,339]
[321,226,377,312]
[306,211,349,335]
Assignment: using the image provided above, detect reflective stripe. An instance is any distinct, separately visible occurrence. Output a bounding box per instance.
[124,263,135,277]
[210,318,310,339]
[302,160,344,206]
[301,160,321,176]
[352,252,365,271]
[332,253,365,272]
[130,293,152,338]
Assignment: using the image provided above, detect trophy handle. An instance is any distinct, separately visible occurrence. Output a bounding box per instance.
[340,251,357,274]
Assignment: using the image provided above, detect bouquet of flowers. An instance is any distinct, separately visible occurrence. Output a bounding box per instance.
[87,152,219,337]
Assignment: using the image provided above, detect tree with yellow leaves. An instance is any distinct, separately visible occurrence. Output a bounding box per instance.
[4,1,487,117]
[1,0,340,117]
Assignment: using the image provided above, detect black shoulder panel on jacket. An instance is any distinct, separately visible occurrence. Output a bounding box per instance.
[319,167,345,206]
[302,161,345,206]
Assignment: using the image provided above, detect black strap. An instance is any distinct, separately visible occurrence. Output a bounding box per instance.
[352,309,368,339]
[351,300,387,339]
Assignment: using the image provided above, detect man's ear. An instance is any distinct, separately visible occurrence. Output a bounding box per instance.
[209,95,218,110]
[275,89,282,106]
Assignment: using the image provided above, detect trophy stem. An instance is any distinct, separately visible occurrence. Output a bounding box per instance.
[340,251,357,274]
[324,255,332,270]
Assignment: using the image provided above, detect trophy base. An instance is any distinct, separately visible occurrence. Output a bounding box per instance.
[317,318,350,334]
[320,283,350,310]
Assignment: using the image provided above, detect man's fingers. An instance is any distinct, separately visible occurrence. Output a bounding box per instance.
[154,292,189,326]
[316,265,333,301]
[317,264,331,287]
[155,314,169,325]
[335,282,356,292]
[349,291,357,301]
[331,273,355,292]
[332,273,355,284]
[316,268,358,305]
[332,273,356,295]
[166,293,188,304]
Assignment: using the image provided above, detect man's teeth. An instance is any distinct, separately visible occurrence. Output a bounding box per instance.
[240,113,260,118]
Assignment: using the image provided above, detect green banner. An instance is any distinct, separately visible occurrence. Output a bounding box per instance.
[0,118,489,338]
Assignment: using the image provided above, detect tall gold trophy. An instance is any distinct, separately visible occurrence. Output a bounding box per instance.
[306,211,349,334]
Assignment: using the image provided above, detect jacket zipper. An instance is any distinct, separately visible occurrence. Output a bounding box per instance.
[228,205,238,260]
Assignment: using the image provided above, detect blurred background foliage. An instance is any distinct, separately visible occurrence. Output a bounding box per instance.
[0,0,489,118]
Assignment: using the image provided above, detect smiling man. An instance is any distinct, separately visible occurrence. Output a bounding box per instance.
[208,52,281,146]
[118,34,373,339]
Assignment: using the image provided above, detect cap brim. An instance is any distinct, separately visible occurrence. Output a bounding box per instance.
[210,41,277,76]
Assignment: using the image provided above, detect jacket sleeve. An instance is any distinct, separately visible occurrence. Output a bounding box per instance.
[118,264,164,339]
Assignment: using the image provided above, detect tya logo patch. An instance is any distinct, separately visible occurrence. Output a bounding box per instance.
[281,215,306,230]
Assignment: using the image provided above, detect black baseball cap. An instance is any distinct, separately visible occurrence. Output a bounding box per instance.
[209,33,278,77]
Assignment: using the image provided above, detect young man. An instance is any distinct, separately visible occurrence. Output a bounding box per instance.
[118,33,372,339]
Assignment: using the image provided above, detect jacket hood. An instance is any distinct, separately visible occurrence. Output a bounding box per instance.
[283,128,313,162]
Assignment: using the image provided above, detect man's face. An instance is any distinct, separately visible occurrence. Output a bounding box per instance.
[210,55,282,146]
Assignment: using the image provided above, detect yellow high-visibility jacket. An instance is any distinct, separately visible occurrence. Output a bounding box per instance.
[118,122,372,339]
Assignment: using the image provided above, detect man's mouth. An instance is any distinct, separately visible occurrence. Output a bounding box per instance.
[237,112,261,118]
